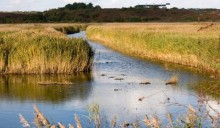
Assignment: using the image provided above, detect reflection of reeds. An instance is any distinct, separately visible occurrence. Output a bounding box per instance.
[166,74,178,85]
[190,81,220,99]
[38,81,74,85]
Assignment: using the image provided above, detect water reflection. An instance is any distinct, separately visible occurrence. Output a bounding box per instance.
[0,73,93,103]
[190,80,220,100]
[0,31,219,127]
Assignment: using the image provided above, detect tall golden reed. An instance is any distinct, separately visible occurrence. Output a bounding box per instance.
[0,24,93,74]
[87,23,220,75]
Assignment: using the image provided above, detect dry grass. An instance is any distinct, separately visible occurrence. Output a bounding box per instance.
[87,104,101,128]
[166,74,179,85]
[111,116,117,128]
[0,24,93,74]
[143,115,160,128]
[86,23,220,75]
[0,23,87,33]
[186,105,198,127]
[19,114,30,128]
[19,103,220,128]
[74,114,82,128]
[19,104,99,128]
[33,105,50,127]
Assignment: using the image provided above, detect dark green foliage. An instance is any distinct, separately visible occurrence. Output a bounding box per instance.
[0,2,219,23]
[64,2,95,10]
[54,26,80,34]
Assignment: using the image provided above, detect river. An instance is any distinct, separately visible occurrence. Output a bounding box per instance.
[0,31,219,127]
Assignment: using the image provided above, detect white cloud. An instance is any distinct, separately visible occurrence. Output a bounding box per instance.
[62,0,81,3]
[0,0,219,11]
[9,0,21,4]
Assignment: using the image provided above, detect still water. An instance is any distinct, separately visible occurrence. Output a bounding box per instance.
[0,31,219,127]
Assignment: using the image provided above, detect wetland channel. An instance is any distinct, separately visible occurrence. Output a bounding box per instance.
[0,31,219,127]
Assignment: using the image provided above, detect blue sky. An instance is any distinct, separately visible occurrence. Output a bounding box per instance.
[0,0,220,11]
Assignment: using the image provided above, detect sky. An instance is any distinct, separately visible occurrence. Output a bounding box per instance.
[0,0,220,12]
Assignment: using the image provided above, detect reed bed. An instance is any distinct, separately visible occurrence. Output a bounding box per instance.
[20,103,220,128]
[0,24,93,74]
[0,23,88,33]
[86,23,220,75]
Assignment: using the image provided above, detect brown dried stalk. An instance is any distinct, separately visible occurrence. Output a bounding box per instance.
[33,104,51,127]
[19,114,30,128]
[74,114,82,128]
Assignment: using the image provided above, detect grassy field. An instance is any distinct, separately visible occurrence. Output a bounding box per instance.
[0,24,93,74]
[87,23,220,76]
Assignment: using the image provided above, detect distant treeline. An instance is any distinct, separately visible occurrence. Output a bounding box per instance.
[0,2,219,23]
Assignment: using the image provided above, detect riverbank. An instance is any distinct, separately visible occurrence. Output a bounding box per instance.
[0,24,93,74]
[86,23,220,76]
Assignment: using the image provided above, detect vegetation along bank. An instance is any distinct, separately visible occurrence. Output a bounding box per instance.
[0,24,93,74]
[87,23,220,76]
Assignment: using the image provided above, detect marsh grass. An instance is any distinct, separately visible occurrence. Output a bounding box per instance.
[33,105,50,127]
[166,74,179,85]
[143,104,220,128]
[19,114,30,128]
[87,104,101,128]
[19,105,98,128]
[0,24,93,74]
[20,103,220,128]
[143,115,160,128]
[86,23,220,75]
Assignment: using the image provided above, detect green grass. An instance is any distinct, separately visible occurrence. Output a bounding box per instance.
[0,24,93,74]
[86,23,220,75]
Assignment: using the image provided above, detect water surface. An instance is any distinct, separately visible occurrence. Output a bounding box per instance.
[0,31,219,127]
